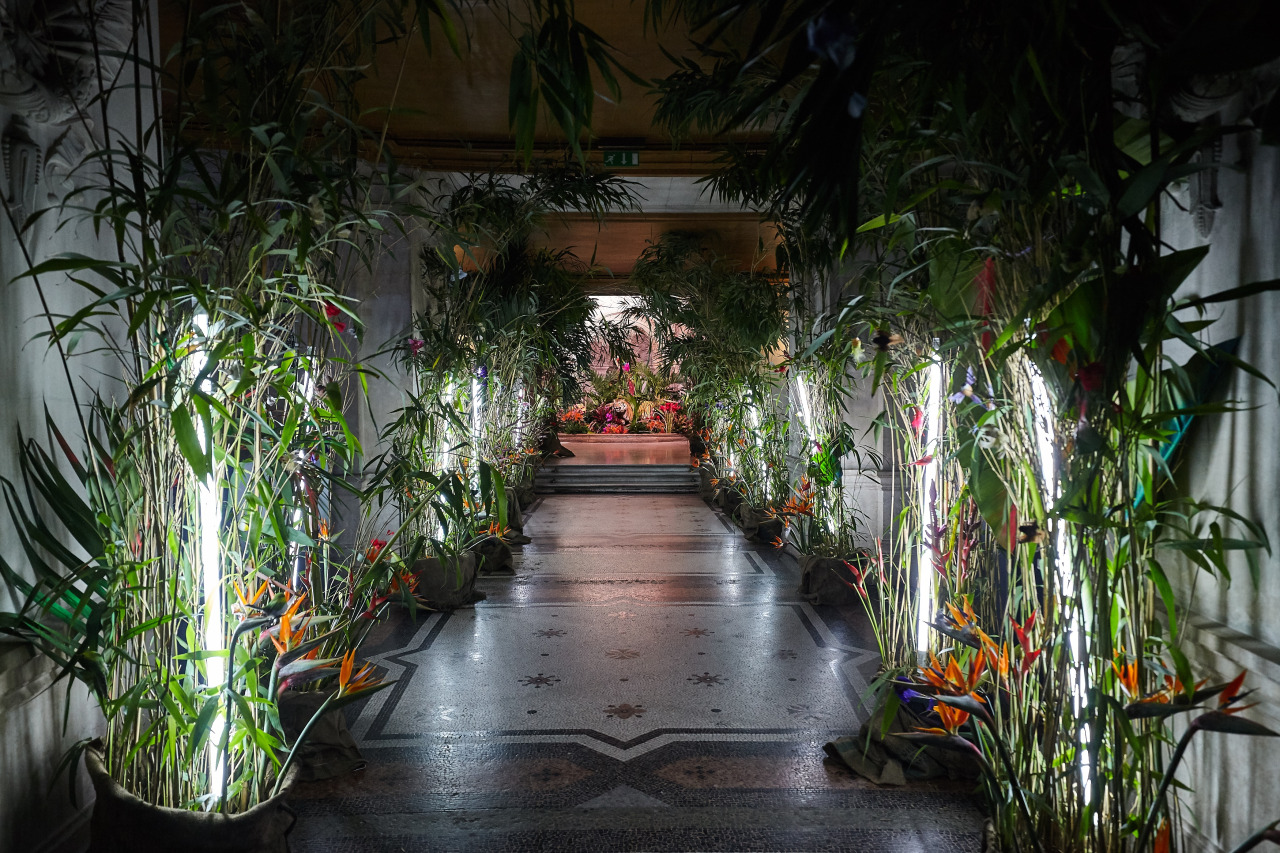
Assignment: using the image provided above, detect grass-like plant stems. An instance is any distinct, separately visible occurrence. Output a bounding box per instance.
[977,718,1047,853]
[270,693,335,799]
[1133,722,1199,853]
[219,617,271,812]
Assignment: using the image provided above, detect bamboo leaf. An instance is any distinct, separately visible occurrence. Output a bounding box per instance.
[171,404,211,481]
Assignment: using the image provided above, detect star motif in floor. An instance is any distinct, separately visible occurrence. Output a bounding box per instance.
[604,703,645,719]
[774,649,797,659]
[608,610,636,619]
[786,703,826,723]
[605,648,641,660]
[533,628,566,638]
[681,628,714,637]
[687,672,724,686]
[519,673,561,688]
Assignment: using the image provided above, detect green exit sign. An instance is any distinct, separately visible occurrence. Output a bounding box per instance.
[603,151,640,167]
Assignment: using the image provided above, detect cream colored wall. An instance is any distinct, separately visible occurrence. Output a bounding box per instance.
[1164,129,1280,850]
[0,106,114,851]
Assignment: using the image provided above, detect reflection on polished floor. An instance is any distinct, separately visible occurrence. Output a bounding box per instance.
[288,494,984,852]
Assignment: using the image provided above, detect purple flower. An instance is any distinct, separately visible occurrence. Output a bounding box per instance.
[949,366,985,406]
[408,338,424,356]
[896,687,936,711]
[476,365,488,379]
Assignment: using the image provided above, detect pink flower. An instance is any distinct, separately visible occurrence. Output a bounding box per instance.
[408,338,425,356]
[622,363,630,372]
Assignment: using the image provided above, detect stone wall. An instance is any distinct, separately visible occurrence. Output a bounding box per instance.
[1,3,147,847]
[0,105,112,853]
[1164,128,1280,850]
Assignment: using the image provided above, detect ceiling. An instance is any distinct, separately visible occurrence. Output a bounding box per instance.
[372,2,778,282]
[532,213,779,288]
[355,0,766,175]
[162,1,778,281]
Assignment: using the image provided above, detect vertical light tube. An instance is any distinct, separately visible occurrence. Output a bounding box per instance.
[193,313,224,797]
[747,399,764,500]
[470,376,483,455]
[440,377,456,471]
[514,382,525,446]
[916,358,943,656]
[291,368,314,590]
[1027,364,1087,792]
[795,375,816,444]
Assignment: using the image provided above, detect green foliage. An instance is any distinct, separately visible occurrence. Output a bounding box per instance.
[1,0,466,813]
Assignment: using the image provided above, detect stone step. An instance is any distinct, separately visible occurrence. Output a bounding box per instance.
[534,464,700,494]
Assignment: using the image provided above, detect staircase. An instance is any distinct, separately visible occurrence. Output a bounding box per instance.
[534,463,700,495]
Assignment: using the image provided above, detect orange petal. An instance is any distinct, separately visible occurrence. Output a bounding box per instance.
[339,649,355,687]
[1220,670,1248,706]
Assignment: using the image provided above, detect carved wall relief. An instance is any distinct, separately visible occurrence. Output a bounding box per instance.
[0,0,131,125]
[1190,135,1223,239]
[2,113,39,215]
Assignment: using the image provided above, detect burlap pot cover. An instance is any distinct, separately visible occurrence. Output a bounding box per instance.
[412,552,483,609]
[86,741,295,853]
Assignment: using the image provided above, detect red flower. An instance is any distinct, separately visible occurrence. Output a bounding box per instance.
[366,537,388,562]
[1050,337,1070,364]
[332,320,348,334]
[909,406,924,437]
[1077,362,1104,392]
[324,302,341,319]
[1011,612,1042,676]
[974,257,996,316]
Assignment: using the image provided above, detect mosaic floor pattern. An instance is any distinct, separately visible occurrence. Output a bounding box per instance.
[289,494,984,851]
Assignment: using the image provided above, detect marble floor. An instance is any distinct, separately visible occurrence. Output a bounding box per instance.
[288,494,984,852]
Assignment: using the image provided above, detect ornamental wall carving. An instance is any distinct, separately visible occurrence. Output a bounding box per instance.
[1,0,130,215]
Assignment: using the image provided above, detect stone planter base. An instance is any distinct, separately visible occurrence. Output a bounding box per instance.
[715,488,745,515]
[471,535,515,575]
[412,553,483,609]
[731,504,785,543]
[277,691,364,783]
[85,741,295,853]
[824,702,982,786]
[798,555,861,605]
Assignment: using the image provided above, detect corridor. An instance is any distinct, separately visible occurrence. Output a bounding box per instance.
[287,491,984,851]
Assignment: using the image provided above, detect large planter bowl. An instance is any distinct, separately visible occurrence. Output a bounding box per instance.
[697,466,715,498]
[715,487,745,514]
[797,554,862,605]
[732,504,784,543]
[412,552,482,609]
[277,691,365,783]
[85,741,295,853]
[470,535,515,575]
